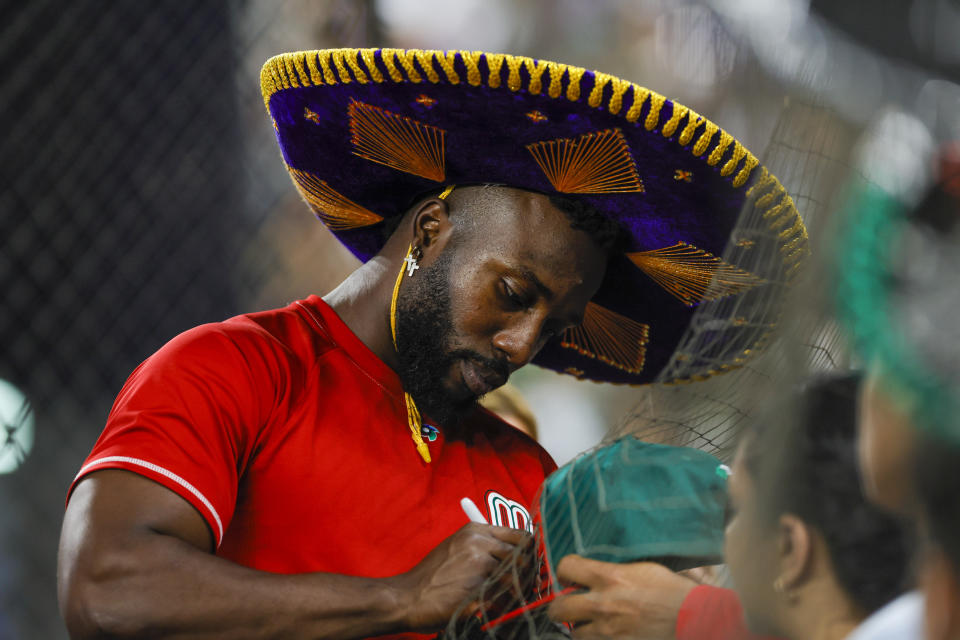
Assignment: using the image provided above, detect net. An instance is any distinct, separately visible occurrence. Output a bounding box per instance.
[444,94,858,640]
[444,0,960,627]
[443,12,882,639]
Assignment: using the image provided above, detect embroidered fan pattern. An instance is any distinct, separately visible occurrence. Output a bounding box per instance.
[288,168,383,230]
[348,100,446,182]
[526,128,643,194]
[627,241,765,307]
[560,302,650,374]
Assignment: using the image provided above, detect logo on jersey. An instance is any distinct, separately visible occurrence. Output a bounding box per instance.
[485,490,533,533]
[420,424,439,442]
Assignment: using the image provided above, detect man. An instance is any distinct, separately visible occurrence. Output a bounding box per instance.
[58,48,800,639]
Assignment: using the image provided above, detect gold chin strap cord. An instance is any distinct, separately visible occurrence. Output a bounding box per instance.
[389,185,455,464]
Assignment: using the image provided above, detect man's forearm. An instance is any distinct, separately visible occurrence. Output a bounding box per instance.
[59,472,419,639]
[61,530,415,639]
[60,471,523,639]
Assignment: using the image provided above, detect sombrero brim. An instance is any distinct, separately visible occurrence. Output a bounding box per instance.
[261,48,806,385]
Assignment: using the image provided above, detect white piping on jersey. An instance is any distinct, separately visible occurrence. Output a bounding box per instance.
[76,456,224,545]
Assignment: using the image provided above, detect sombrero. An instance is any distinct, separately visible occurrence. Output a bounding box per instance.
[261,48,806,385]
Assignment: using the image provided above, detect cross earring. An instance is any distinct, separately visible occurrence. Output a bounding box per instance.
[404,246,422,277]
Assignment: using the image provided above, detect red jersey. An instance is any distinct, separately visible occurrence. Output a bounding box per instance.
[69,296,556,634]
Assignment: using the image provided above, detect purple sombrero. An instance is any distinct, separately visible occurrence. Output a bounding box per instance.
[260,48,807,385]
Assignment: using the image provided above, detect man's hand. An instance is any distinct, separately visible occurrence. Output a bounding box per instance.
[398,522,531,632]
[547,555,697,640]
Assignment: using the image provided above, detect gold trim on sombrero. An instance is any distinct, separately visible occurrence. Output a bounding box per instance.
[348,100,446,182]
[260,50,772,192]
[527,128,643,194]
[745,168,809,275]
[560,302,650,374]
[260,49,777,194]
[627,242,765,307]
[288,168,384,230]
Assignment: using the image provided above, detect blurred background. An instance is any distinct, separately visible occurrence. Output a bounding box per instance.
[2,0,958,637]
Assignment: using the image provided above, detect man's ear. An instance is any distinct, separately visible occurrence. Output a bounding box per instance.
[411,197,453,255]
[776,513,813,590]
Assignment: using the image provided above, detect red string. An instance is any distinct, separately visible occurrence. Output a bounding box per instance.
[479,585,580,632]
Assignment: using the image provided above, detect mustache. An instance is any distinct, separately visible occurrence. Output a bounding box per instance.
[449,349,511,383]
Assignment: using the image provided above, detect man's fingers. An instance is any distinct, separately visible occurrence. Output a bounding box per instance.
[483,523,532,546]
[484,537,521,561]
[461,599,482,619]
[452,523,531,571]
[461,522,530,560]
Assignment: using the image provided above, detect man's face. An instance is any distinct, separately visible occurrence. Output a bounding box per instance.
[395,187,607,427]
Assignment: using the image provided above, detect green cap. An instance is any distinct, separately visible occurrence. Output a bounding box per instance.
[539,438,728,573]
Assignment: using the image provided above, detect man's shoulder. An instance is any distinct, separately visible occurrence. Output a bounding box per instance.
[145,296,339,384]
[217,295,340,360]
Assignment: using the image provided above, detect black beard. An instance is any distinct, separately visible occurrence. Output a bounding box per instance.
[394,250,476,428]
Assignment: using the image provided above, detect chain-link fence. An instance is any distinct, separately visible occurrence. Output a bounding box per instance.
[0,2,380,636]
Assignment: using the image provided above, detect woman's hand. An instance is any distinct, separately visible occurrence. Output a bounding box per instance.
[547,555,697,639]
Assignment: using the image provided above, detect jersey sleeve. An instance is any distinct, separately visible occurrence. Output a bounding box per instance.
[675,585,783,640]
[68,320,294,547]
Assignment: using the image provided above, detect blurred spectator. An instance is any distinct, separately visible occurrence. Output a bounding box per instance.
[727,373,910,640]
[480,384,539,441]
[839,145,960,640]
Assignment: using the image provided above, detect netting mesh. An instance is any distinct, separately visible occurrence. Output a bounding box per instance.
[444,39,871,640]
[2,6,245,638]
[613,98,857,457]
[441,0,960,622]
[1,2,375,637]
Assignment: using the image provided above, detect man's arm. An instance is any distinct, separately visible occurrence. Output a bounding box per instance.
[59,470,526,639]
